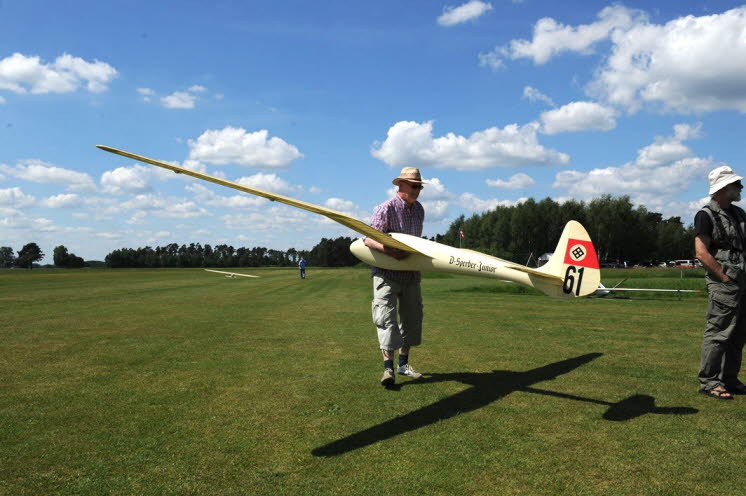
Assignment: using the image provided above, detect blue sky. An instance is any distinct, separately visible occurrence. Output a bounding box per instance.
[2,1,746,260]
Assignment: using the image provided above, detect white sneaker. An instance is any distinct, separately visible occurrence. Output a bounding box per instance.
[381,368,395,386]
[397,363,422,379]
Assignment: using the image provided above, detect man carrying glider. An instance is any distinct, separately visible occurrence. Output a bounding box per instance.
[694,166,746,399]
[364,167,426,387]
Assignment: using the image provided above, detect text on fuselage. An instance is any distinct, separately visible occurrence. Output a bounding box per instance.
[448,256,497,273]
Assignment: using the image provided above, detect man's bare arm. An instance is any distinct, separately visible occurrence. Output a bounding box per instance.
[363,237,410,260]
[695,234,730,282]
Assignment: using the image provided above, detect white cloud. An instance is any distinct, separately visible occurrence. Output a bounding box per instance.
[371,120,569,169]
[323,197,370,222]
[126,210,148,225]
[458,193,527,212]
[161,91,197,109]
[420,200,450,220]
[0,52,117,94]
[486,173,535,189]
[121,193,167,210]
[324,197,357,212]
[523,86,555,107]
[32,217,55,232]
[588,6,746,113]
[635,140,691,168]
[438,1,492,26]
[673,122,703,141]
[100,165,154,194]
[540,101,616,134]
[419,177,452,201]
[118,193,208,218]
[156,85,209,109]
[0,206,21,216]
[634,123,702,168]
[157,201,207,218]
[552,124,716,202]
[96,232,123,240]
[186,182,267,208]
[0,160,96,191]
[479,5,645,68]
[493,6,746,114]
[2,213,57,231]
[223,207,311,231]
[0,96,5,104]
[137,87,154,102]
[42,193,80,208]
[309,186,322,194]
[0,187,35,207]
[235,172,297,194]
[188,126,303,169]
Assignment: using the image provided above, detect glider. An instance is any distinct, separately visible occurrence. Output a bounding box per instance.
[97,145,601,298]
[204,269,259,279]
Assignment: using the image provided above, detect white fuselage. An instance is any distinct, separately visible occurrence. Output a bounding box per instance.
[349,233,536,287]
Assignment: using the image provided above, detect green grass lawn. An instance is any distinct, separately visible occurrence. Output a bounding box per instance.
[2,267,744,495]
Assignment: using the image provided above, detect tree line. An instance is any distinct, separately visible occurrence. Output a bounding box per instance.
[103,237,359,268]
[1,243,89,269]
[435,195,696,264]
[3,195,699,270]
[1,243,45,269]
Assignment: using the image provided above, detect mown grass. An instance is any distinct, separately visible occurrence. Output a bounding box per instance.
[1,267,744,495]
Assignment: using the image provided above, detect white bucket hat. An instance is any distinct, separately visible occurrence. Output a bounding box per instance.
[392,166,427,186]
[708,166,743,195]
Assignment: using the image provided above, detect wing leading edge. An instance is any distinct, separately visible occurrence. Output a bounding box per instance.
[96,145,419,253]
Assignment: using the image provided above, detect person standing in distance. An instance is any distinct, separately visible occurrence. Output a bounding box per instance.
[298,257,307,279]
[364,167,426,387]
[694,166,746,399]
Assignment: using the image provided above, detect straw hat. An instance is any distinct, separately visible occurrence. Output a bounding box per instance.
[392,166,426,186]
[708,166,743,195]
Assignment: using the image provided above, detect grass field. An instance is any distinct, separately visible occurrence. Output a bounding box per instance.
[2,266,745,495]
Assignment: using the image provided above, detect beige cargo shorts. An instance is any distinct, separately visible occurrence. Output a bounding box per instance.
[372,275,423,351]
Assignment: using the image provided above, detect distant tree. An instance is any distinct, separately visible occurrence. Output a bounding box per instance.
[16,243,44,269]
[54,245,86,268]
[53,245,70,267]
[0,246,14,268]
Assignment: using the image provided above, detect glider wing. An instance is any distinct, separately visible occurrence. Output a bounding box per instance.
[96,145,419,253]
[204,269,259,278]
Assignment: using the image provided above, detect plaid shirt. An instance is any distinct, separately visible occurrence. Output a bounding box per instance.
[369,195,425,283]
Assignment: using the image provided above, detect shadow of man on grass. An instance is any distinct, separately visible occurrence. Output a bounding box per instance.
[312,353,698,457]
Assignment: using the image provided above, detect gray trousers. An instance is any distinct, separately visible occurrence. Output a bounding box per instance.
[372,275,423,351]
[699,280,746,389]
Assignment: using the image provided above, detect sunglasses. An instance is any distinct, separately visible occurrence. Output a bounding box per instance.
[406,182,424,190]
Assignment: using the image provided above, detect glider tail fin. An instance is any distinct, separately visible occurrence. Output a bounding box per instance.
[537,220,601,298]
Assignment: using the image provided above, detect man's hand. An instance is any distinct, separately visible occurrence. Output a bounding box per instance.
[383,246,410,260]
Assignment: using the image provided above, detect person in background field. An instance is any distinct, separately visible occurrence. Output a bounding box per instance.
[694,165,746,400]
[298,257,307,279]
[363,167,426,387]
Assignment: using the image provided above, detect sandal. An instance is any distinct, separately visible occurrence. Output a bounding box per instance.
[700,386,734,400]
[726,383,746,394]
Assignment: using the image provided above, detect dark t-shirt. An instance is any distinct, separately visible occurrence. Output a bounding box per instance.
[694,210,713,237]
[695,206,741,238]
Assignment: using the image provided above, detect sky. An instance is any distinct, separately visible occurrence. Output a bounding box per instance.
[2,0,746,261]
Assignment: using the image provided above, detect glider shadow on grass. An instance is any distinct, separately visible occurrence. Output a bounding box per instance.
[312,353,698,457]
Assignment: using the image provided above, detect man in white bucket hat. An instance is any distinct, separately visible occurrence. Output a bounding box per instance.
[694,165,746,399]
[364,167,427,387]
